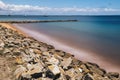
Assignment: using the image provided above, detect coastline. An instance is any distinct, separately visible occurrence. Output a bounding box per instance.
[0,23,119,80]
[14,24,120,73]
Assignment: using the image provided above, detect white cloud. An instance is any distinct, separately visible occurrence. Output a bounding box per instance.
[0,0,120,15]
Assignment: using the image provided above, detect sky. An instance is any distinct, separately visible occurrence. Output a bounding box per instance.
[0,0,120,15]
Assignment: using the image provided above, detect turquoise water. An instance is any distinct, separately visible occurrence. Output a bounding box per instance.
[0,15,120,67]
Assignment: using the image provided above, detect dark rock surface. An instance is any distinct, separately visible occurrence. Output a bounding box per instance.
[0,24,119,80]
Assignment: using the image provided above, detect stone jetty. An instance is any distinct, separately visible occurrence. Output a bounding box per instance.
[0,20,77,23]
[0,23,119,80]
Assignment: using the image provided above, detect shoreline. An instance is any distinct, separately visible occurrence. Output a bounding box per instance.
[0,23,119,80]
[14,24,120,73]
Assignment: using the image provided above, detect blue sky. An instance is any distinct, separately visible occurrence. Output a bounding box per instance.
[0,0,120,15]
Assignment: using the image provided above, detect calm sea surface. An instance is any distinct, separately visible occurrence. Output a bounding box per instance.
[0,15,120,66]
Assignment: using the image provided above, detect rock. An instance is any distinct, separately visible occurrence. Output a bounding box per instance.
[47,45,55,49]
[42,51,51,57]
[80,64,90,73]
[14,65,27,79]
[54,53,63,60]
[0,39,5,47]
[0,39,4,54]
[29,48,37,58]
[31,72,43,79]
[48,65,60,75]
[33,49,42,55]
[47,65,61,79]
[73,74,83,80]
[15,56,24,64]
[12,48,21,56]
[79,68,83,73]
[55,50,65,57]
[48,56,59,65]
[20,63,44,79]
[65,68,75,78]
[46,70,61,80]
[82,73,93,80]
[64,53,74,58]
[40,46,48,52]
[0,47,4,54]
[21,73,32,79]
[21,53,34,62]
[72,57,82,65]
[3,48,12,54]
[21,41,30,47]
[30,42,40,48]
[85,62,106,75]
[106,72,120,80]
[92,73,110,80]
[27,63,43,73]
[65,75,71,80]
[5,42,18,48]
[60,57,72,69]
[65,67,83,80]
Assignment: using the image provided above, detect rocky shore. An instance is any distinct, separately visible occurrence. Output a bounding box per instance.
[0,23,119,80]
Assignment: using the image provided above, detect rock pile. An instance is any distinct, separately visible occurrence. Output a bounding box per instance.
[0,24,119,80]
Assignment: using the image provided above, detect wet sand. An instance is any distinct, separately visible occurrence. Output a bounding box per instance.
[14,24,120,73]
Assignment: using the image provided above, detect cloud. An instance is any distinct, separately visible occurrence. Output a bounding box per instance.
[0,0,120,15]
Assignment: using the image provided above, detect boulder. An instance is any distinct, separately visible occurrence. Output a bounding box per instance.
[106,72,120,80]
[85,62,106,75]
[80,64,90,73]
[60,57,72,69]
[48,56,59,65]
[48,65,60,75]
[46,65,61,79]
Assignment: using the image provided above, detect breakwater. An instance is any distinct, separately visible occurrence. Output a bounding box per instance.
[0,20,77,23]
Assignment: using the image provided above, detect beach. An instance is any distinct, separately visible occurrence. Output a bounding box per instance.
[0,23,119,80]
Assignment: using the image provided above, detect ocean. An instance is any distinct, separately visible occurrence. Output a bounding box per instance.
[0,15,120,72]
